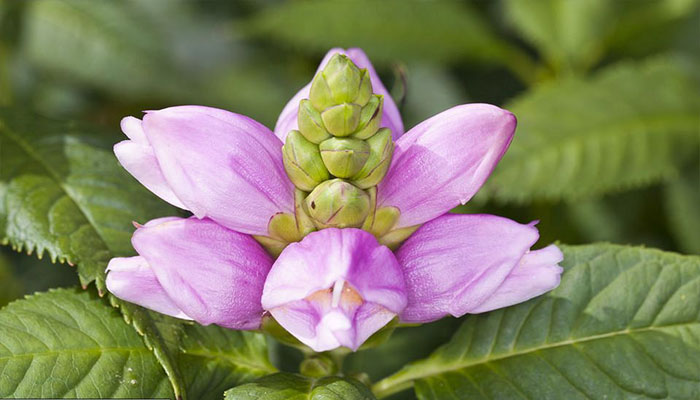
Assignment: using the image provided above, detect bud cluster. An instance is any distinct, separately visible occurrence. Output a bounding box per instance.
[282,54,394,233]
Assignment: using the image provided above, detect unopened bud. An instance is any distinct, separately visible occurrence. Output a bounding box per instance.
[297,99,330,143]
[300,354,338,378]
[323,54,362,104]
[321,103,361,137]
[283,130,330,192]
[351,128,394,189]
[352,95,384,140]
[319,137,370,178]
[305,179,370,229]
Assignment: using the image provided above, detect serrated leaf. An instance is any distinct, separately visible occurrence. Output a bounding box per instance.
[225,373,376,400]
[245,0,528,71]
[0,288,174,398]
[374,244,700,399]
[484,56,700,203]
[665,165,700,254]
[0,107,274,398]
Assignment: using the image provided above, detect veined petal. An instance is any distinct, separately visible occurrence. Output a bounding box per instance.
[128,217,273,330]
[471,245,563,313]
[141,106,294,236]
[274,47,404,143]
[396,214,561,323]
[106,256,191,320]
[262,228,406,351]
[378,104,516,229]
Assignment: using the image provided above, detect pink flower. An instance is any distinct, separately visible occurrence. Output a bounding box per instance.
[107,48,562,352]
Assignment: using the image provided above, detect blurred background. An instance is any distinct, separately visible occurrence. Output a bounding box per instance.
[0,0,698,382]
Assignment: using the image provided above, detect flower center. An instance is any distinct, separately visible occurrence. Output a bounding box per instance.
[305,279,363,309]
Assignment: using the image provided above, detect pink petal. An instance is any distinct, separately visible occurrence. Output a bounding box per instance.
[378,104,516,229]
[274,47,404,143]
[396,214,561,323]
[106,256,191,320]
[470,245,563,313]
[128,217,273,330]
[113,139,186,209]
[141,106,294,236]
[262,228,406,351]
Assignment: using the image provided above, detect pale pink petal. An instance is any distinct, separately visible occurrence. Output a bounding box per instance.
[106,256,191,320]
[378,104,516,229]
[141,106,294,236]
[396,214,560,323]
[262,228,406,351]
[127,217,273,330]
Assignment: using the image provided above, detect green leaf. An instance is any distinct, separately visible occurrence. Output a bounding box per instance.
[225,373,376,400]
[179,324,276,400]
[374,244,700,399]
[665,165,700,254]
[246,0,535,82]
[0,107,274,398]
[0,107,174,289]
[503,0,614,74]
[485,56,700,203]
[0,287,173,398]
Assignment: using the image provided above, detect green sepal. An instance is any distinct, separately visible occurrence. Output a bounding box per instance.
[297,99,331,144]
[300,354,339,378]
[379,225,420,250]
[361,186,378,232]
[268,212,301,243]
[294,189,317,238]
[355,69,372,107]
[252,235,288,258]
[305,179,370,229]
[321,103,361,137]
[352,95,384,139]
[369,206,400,238]
[319,137,370,178]
[351,128,394,189]
[283,130,330,191]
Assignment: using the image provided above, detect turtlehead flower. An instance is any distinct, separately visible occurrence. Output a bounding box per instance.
[106,48,563,352]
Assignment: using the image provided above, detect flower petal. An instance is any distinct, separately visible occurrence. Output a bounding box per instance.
[114,139,186,209]
[141,106,294,236]
[396,214,560,323]
[262,228,406,351]
[106,256,191,320]
[378,104,516,228]
[274,47,404,143]
[470,245,563,313]
[129,217,273,330]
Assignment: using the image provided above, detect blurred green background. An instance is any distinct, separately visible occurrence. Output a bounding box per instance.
[0,1,698,380]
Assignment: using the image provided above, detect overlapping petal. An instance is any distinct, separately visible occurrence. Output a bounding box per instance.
[274,47,404,143]
[106,256,191,320]
[396,214,562,323]
[120,217,273,330]
[378,104,516,229]
[262,228,406,351]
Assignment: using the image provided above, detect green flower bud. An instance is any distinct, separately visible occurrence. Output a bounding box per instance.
[300,354,338,378]
[305,179,370,229]
[379,225,420,251]
[252,235,287,258]
[351,128,394,189]
[282,130,330,192]
[321,103,361,137]
[352,95,384,140]
[267,212,301,243]
[297,99,330,144]
[356,69,372,107]
[319,137,370,178]
[323,54,362,104]
[309,73,334,111]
